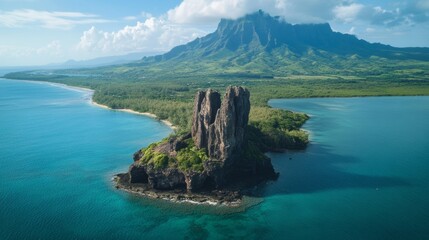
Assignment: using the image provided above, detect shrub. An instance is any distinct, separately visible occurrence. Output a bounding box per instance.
[176,146,208,172]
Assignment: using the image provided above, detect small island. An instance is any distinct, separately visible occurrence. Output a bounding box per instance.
[115,86,284,205]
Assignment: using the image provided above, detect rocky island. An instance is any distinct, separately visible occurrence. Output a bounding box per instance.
[115,86,279,205]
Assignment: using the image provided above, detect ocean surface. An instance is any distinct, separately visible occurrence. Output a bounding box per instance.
[1,79,429,239]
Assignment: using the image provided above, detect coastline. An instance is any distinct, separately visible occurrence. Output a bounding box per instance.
[90,100,177,130]
[114,175,242,207]
[5,79,177,130]
[111,174,271,208]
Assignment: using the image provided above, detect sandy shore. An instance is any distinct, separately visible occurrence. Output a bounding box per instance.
[91,101,176,129]
[20,80,96,94]
[20,80,177,130]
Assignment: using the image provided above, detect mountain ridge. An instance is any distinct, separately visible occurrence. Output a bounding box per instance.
[142,10,429,64]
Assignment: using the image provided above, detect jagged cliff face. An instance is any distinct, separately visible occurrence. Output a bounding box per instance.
[192,86,250,167]
[191,89,221,150]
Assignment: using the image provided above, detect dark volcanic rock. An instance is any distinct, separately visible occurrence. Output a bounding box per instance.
[129,164,148,183]
[154,133,190,156]
[191,89,221,149]
[118,86,277,200]
[146,166,186,190]
[130,163,186,190]
[209,86,250,165]
[192,86,250,164]
[184,171,207,191]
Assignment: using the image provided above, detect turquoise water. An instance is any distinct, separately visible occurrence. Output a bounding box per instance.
[1,79,428,239]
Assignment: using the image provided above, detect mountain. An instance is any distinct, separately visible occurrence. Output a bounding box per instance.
[6,10,429,82]
[154,10,428,61]
[0,51,162,76]
[54,51,163,68]
[130,10,428,77]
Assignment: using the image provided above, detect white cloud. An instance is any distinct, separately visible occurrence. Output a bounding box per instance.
[168,0,429,27]
[140,11,153,19]
[332,1,429,27]
[416,0,429,10]
[36,40,61,55]
[123,16,138,21]
[0,40,62,58]
[123,11,153,22]
[2,1,428,66]
[333,3,365,23]
[167,0,342,24]
[0,9,111,29]
[76,0,429,57]
[76,17,207,55]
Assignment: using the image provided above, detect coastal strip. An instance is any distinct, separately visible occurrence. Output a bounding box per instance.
[8,79,177,130]
[114,175,242,207]
[91,100,177,130]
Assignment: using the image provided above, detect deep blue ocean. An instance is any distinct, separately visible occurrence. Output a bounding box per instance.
[1,78,428,239]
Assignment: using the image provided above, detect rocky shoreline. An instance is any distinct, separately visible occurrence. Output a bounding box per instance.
[114,174,243,206]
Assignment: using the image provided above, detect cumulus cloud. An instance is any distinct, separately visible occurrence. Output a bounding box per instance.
[333,1,429,27]
[0,40,62,57]
[123,11,153,21]
[36,40,61,55]
[0,9,111,29]
[76,17,207,55]
[167,0,342,24]
[333,3,364,23]
[75,0,429,56]
[168,0,429,27]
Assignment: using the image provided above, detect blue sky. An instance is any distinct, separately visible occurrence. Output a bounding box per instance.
[0,0,428,66]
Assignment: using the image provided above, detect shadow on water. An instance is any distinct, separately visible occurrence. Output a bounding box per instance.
[259,143,410,196]
[112,142,411,214]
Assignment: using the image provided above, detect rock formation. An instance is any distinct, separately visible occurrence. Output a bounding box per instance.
[192,86,250,165]
[117,86,277,198]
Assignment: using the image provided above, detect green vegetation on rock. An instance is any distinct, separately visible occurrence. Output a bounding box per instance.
[138,136,209,172]
[176,146,208,172]
[139,142,174,170]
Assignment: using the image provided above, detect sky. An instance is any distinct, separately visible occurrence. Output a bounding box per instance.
[0,0,428,66]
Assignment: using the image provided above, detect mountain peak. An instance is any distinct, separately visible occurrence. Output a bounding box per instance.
[213,10,335,52]
[150,10,428,62]
[218,10,283,31]
[239,9,277,21]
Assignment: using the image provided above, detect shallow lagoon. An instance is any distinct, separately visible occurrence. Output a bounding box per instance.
[1,79,428,239]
